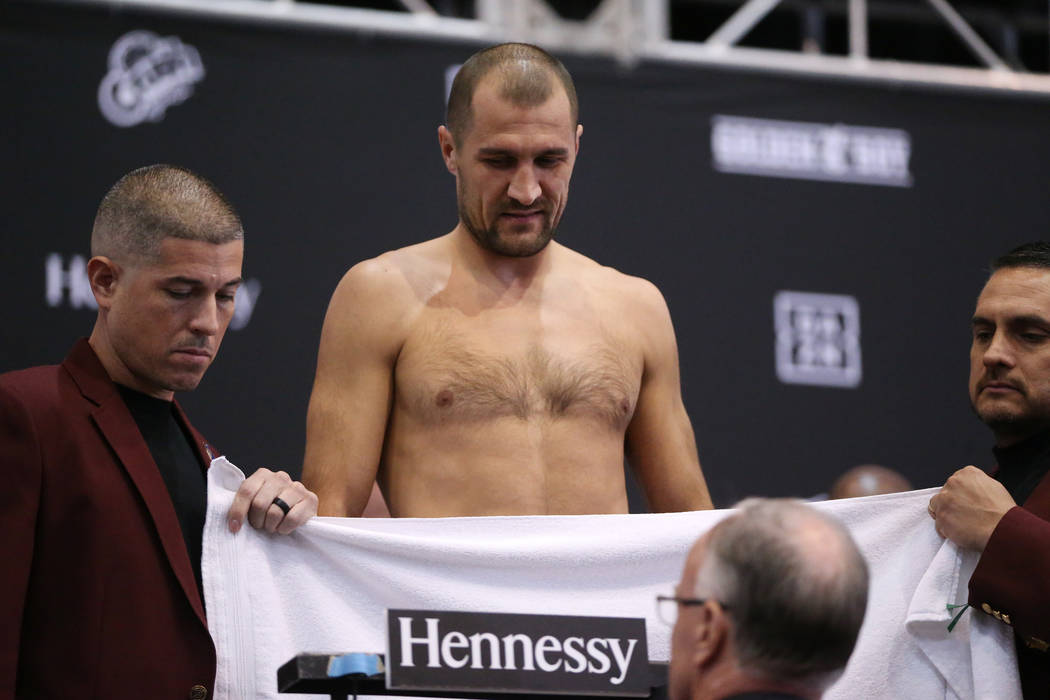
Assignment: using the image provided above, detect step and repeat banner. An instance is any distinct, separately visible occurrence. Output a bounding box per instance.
[3,2,1049,506]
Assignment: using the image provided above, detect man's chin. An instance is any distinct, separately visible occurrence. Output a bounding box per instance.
[164,372,207,393]
[976,406,1042,440]
[482,229,553,258]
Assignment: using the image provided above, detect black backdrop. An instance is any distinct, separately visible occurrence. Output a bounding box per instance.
[4,2,1049,507]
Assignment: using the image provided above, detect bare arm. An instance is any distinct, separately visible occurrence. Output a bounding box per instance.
[302,259,410,516]
[624,280,713,511]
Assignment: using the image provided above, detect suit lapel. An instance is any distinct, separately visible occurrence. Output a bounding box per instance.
[174,400,217,467]
[64,340,208,628]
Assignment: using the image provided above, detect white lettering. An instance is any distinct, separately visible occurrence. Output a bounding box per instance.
[399,617,441,668]
[563,636,587,673]
[440,630,469,669]
[469,632,502,670]
[45,254,97,310]
[586,638,610,674]
[534,635,562,672]
[393,616,642,686]
[501,633,536,671]
[606,638,638,686]
[711,115,912,187]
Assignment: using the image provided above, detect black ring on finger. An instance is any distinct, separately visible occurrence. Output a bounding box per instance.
[271,496,291,516]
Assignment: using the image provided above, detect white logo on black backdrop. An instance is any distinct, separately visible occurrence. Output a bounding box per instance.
[230,279,261,331]
[711,115,912,187]
[45,254,97,310]
[774,291,862,388]
[44,253,260,331]
[388,610,648,695]
[98,30,205,128]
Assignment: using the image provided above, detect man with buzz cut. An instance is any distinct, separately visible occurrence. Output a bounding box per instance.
[303,42,713,517]
[928,241,1050,696]
[0,164,318,699]
[665,499,869,700]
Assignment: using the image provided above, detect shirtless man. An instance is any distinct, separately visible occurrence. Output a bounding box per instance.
[303,43,712,517]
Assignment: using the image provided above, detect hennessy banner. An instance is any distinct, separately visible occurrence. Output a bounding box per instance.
[386,609,650,696]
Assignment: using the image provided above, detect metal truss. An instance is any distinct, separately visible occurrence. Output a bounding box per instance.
[42,0,1050,97]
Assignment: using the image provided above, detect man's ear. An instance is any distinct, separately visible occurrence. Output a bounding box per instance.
[87,256,120,310]
[575,123,583,154]
[691,601,729,671]
[438,125,458,174]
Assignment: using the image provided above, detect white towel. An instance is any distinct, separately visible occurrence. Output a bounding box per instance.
[202,458,1019,700]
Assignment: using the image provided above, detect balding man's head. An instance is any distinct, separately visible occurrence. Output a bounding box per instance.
[446,43,578,147]
[829,465,912,500]
[91,164,243,265]
[670,499,869,700]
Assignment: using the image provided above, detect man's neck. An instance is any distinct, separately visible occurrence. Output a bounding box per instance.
[994,427,1044,450]
[451,224,554,290]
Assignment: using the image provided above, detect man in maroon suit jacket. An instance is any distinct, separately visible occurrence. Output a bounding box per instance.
[929,241,1050,698]
[0,165,318,699]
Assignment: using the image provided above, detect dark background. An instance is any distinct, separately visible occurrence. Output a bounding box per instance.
[3,2,1049,507]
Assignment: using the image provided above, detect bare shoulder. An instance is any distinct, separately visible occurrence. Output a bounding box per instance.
[335,241,433,300]
[329,238,450,317]
[559,247,670,323]
[319,238,452,361]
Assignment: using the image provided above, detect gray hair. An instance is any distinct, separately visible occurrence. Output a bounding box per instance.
[693,498,869,692]
[91,164,243,263]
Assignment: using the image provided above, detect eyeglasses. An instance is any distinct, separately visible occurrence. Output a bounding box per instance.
[655,594,729,626]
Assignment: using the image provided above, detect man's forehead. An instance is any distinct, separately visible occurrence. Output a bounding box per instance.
[140,238,243,279]
[470,75,574,130]
[975,267,1050,318]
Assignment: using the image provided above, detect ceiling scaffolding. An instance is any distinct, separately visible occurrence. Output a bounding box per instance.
[43,0,1050,97]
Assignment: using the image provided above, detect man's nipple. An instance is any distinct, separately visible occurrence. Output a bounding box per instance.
[435,389,454,408]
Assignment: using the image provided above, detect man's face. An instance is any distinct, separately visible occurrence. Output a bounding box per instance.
[104,237,243,400]
[444,74,581,258]
[969,266,1050,445]
[668,533,709,700]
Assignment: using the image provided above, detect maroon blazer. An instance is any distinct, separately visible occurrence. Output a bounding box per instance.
[969,470,1050,696]
[0,340,217,699]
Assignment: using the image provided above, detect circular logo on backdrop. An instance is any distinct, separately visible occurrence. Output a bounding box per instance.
[97,30,205,128]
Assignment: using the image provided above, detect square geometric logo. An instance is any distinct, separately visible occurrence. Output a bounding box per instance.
[774,291,862,388]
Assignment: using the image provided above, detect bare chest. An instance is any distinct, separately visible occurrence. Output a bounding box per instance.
[395,314,642,429]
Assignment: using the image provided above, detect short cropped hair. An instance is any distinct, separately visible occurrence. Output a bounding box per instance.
[694,499,869,691]
[91,164,243,263]
[446,42,578,145]
[990,241,1050,272]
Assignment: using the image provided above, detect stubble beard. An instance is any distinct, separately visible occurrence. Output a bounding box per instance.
[972,391,1050,444]
[458,185,558,258]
